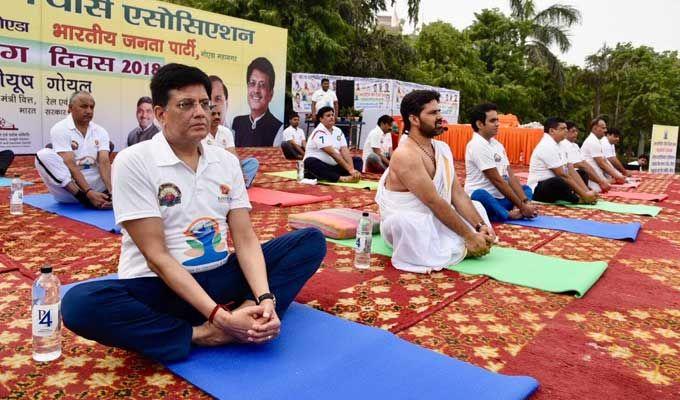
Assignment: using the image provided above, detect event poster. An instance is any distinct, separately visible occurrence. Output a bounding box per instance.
[0,0,287,153]
[353,78,392,110]
[649,124,679,174]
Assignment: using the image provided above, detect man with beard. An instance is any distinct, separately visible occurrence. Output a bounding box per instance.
[376,90,495,273]
[232,57,283,147]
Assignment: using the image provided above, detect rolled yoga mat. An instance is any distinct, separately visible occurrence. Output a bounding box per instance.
[328,235,607,297]
[265,170,379,190]
[24,194,119,233]
[505,215,641,240]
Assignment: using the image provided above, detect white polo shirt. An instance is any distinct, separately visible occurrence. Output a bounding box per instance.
[362,126,392,172]
[559,140,583,165]
[112,132,251,279]
[527,133,567,191]
[282,125,306,146]
[600,136,616,158]
[581,132,607,180]
[464,132,509,198]
[304,124,347,165]
[311,89,337,109]
[202,125,235,150]
[50,113,110,187]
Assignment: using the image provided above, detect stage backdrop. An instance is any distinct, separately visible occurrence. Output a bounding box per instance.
[0,0,287,154]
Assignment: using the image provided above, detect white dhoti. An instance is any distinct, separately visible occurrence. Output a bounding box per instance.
[376,141,491,273]
[35,148,105,203]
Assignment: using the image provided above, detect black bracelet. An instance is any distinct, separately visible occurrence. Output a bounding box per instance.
[256,292,276,306]
[84,188,92,194]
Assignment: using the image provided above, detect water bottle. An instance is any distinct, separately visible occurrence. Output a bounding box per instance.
[10,175,23,215]
[354,212,373,269]
[297,160,305,181]
[32,265,62,362]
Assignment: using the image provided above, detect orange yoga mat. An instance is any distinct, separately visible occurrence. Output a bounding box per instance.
[246,187,333,207]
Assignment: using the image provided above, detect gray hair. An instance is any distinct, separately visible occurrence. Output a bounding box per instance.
[68,90,93,106]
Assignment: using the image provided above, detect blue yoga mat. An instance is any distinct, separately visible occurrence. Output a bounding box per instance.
[62,278,538,400]
[24,194,119,233]
[0,177,33,187]
[506,215,640,240]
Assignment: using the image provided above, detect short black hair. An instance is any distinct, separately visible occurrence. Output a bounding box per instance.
[136,96,152,108]
[589,117,606,131]
[544,117,566,133]
[208,75,229,100]
[289,114,300,121]
[470,103,497,132]
[377,115,394,126]
[639,154,649,160]
[400,90,440,131]
[321,78,329,84]
[565,121,577,130]
[607,127,621,137]
[150,63,211,108]
[246,57,275,90]
[316,106,334,120]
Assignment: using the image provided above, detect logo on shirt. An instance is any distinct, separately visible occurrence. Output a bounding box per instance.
[158,183,181,207]
[70,140,79,150]
[494,153,501,162]
[218,184,231,203]
[183,217,228,267]
[94,139,99,147]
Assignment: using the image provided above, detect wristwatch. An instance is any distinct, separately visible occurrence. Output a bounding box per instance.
[256,292,276,306]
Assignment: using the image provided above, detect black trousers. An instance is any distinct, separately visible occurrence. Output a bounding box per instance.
[533,169,589,204]
[0,150,15,176]
[281,141,303,160]
[304,156,363,182]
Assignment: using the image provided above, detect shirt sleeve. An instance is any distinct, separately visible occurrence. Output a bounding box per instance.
[224,153,251,211]
[602,142,615,158]
[112,150,161,225]
[51,126,73,153]
[541,146,565,170]
[368,130,382,149]
[96,126,111,152]
[331,91,338,102]
[224,127,235,148]
[473,141,497,171]
[311,90,321,103]
[282,127,293,141]
[338,131,348,148]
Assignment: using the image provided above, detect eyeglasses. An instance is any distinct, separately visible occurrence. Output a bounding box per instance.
[174,99,211,113]
[248,80,269,90]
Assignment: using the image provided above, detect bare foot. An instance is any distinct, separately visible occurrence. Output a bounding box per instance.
[339,175,359,183]
[507,209,523,220]
[192,322,235,347]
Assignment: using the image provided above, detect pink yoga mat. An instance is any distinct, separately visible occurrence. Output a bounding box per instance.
[601,191,668,202]
[247,187,333,206]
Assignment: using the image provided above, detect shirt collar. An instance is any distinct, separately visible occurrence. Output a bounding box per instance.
[66,113,90,134]
[249,110,267,129]
[153,132,218,167]
[544,133,560,145]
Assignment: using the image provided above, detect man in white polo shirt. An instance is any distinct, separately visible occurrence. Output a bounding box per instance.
[204,106,259,188]
[562,121,611,192]
[310,78,338,121]
[362,115,393,173]
[529,117,597,204]
[303,106,362,182]
[465,103,537,221]
[280,114,306,160]
[62,64,325,362]
[34,91,112,208]
[581,118,625,192]
[601,127,632,178]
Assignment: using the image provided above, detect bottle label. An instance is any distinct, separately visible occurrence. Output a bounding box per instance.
[355,233,371,252]
[32,303,60,337]
[11,190,22,204]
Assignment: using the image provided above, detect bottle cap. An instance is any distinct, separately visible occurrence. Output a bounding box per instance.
[40,265,53,274]
[362,212,369,217]
[14,174,19,178]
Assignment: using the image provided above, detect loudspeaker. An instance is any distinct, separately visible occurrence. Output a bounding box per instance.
[335,79,354,110]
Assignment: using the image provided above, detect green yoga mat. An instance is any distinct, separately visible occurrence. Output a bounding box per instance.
[265,170,379,190]
[540,200,661,217]
[328,235,607,297]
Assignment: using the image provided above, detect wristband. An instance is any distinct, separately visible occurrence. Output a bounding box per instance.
[256,292,276,306]
[84,188,92,195]
[208,303,234,324]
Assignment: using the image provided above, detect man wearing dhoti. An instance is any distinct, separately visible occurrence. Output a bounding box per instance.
[376,90,495,273]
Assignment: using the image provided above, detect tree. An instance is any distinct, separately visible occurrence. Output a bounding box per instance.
[508,0,581,85]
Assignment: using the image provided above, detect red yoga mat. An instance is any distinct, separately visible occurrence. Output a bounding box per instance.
[610,182,640,189]
[601,191,668,202]
[246,187,333,207]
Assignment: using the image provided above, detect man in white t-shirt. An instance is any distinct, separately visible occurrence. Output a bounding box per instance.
[34,91,112,209]
[563,121,611,192]
[310,78,338,121]
[61,64,325,362]
[529,117,597,204]
[204,107,259,187]
[362,115,393,173]
[465,103,537,221]
[303,106,362,182]
[280,114,306,160]
[601,127,632,178]
[581,118,626,192]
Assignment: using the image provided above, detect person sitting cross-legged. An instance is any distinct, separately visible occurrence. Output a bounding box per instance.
[61,63,326,362]
[303,106,363,183]
[280,114,306,160]
[361,115,393,173]
[376,90,495,274]
[464,103,537,221]
[528,117,598,204]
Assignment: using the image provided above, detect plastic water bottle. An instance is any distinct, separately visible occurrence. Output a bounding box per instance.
[32,265,62,362]
[297,160,305,181]
[354,212,373,269]
[10,175,23,215]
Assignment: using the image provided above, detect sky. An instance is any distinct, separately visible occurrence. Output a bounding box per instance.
[391,0,680,66]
